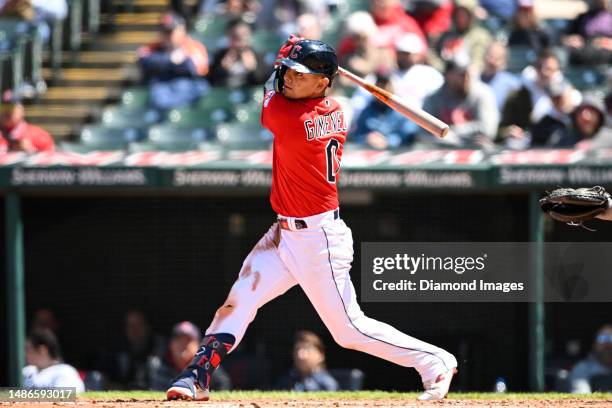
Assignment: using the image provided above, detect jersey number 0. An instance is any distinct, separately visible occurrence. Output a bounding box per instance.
[326,138,340,183]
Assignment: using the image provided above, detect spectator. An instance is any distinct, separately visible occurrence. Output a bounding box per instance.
[391,33,443,108]
[529,80,579,148]
[200,0,261,23]
[296,13,322,40]
[407,0,453,44]
[138,12,209,111]
[436,3,492,71]
[104,310,166,389]
[0,0,34,20]
[369,0,427,53]
[23,329,85,392]
[562,0,612,65]
[507,0,554,51]
[208,19,269,87]
[572,96,612,150]
[275,331,338,391]
[499,48,581,143]
[569,325,612,393]
[256,0,328,38]
[480,41,521,112]
[421,54,499,147]
[337,11,385,78]
[352,70,418,149]
[32,0,67,44]
[0,92,54,153]
[149,321,231,391]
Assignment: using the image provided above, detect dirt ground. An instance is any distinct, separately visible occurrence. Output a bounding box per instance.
[3,397,612,408]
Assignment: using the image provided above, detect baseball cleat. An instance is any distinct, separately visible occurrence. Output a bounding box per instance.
[417,367,457,401]
[166,374,209,401]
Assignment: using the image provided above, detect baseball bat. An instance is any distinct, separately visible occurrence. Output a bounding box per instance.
[337,66,449,138]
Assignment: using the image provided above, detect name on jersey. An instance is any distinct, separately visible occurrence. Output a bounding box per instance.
[303,112,347,141]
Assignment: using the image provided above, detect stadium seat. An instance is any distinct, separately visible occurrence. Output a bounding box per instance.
[79,125,138,150]
[121,87,149,109]
[242,86,264,105]
[215,123,271,150]
[328,368,365,391]
[345,0,370,13]
[234,103,261,126]
[251,30,283,54]
[147,124,208,151]
[101,107,162,130]
[193,15,229,38]
[506,46,537,73]
[167,106,233,127]
[197,87,245,110]
[564,67,607,92]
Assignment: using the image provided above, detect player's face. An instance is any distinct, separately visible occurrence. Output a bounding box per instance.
[283,68,329,99]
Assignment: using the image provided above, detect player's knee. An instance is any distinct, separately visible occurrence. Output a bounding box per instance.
[331,331,360,350]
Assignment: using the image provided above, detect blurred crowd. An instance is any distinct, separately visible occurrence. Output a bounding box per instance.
[22,307,365,392]
[0,0,611,154]
[22,306,611,392]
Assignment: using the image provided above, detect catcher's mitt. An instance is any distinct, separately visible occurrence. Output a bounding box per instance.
[540,186,611,228]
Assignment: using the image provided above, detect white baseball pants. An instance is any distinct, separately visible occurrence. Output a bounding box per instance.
[205,209,457,383]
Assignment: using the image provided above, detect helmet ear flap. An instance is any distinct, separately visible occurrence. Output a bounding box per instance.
[327,73,337,88]
[274,65,288,93]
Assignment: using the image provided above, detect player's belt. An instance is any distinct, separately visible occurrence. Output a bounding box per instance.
[278,209,339,231]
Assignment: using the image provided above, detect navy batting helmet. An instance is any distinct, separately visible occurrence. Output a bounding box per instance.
[275,39,338,92]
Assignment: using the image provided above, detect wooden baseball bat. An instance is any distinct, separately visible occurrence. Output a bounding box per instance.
[337,66,449,138]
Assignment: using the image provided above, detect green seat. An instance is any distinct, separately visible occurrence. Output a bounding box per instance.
[193,15,229,38]
[101,106,161,129]
[349,0,370,12]
[191,31,223,54]
[121,87,149,109]
[168,106,233,127]
[79,125,138,150]
[506,46,536,73]
[147,125,208,151]
[564,67,606,92]
[251,30,283,54]
[242,86,264,105]
[197,87,245,110]
[215,123,271,150]
[234,103,261,125]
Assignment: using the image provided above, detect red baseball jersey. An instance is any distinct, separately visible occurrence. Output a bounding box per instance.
[261,90,348,217]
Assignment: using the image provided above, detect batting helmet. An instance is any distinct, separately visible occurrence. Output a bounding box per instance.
[275,39,338,93]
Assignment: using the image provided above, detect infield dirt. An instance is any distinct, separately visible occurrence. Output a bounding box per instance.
[3,398,612,407]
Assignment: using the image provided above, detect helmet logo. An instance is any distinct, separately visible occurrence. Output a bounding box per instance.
[290,45,302,59]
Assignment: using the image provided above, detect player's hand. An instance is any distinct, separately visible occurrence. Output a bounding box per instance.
[275,35,303,68]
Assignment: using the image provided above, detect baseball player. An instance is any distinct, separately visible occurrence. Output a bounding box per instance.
[166,38,458,401]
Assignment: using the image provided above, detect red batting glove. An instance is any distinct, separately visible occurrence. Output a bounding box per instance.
[274,35,303,68]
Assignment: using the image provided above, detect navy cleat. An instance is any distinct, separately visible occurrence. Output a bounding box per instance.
[166,371,209,401]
